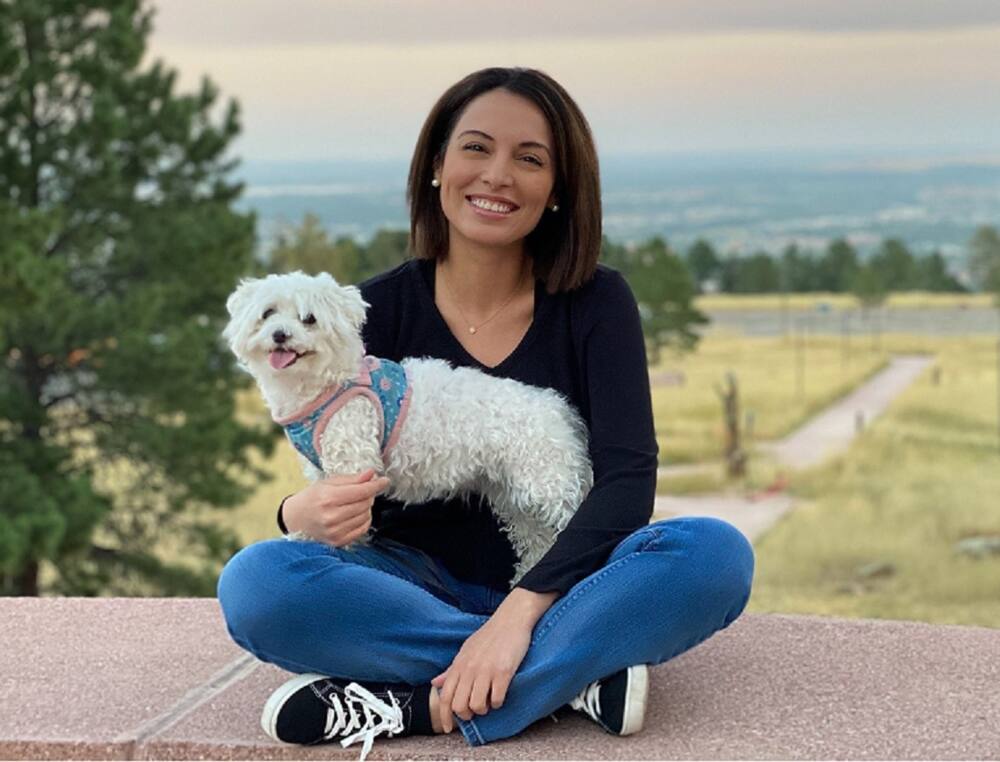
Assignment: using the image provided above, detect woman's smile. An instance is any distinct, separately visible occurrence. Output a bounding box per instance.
[466,194,519,219]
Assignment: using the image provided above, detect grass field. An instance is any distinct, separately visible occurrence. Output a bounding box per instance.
[695,291,995,311]
[747,335,1000,628]
[649,332,889,464]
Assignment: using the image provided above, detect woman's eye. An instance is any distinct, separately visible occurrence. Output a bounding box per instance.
[302,314,317,325]
[463,143,486,153]
[521,155,543,166]
[261,308,275,320]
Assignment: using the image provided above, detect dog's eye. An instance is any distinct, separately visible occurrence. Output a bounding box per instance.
[302,314,317,326]
[261,308,275,320]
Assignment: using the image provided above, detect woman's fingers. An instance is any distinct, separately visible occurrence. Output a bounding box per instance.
[343,514,372,539]
[319,477,389,506]
[451,671,476,721]
[439,673,457,733]
[490,673,510,710]
[325,499,373,526]
[469,673,493,716]
[329,506,372,546]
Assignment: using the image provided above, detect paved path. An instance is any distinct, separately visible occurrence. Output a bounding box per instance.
[759,354,935,470]
[655,354,934,540]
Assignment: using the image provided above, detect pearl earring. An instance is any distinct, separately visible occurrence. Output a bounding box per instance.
[431,178,440,188]
[550,204,559,212]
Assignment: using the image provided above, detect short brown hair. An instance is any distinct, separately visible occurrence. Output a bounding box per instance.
[407,67,602,293]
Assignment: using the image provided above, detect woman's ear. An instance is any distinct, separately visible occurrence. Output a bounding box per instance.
[432,149,447,183]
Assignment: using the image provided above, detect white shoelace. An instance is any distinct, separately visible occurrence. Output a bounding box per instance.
[321,682,405,762]
[569,680,602,721]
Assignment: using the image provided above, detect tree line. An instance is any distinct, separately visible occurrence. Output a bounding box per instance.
[620,236,969,296]
[272,215,1000,302]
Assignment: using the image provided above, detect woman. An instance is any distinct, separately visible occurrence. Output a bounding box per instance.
[217,67,754,758]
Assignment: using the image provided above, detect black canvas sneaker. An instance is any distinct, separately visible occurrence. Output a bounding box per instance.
[568,664,649,735]
[261,673,414,761]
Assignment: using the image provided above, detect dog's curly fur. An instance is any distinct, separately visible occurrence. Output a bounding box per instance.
[223,271,593,587]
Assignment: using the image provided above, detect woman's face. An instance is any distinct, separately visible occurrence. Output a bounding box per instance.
[435,88,557,253]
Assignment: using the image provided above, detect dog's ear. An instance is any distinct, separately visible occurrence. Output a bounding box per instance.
[315,272,369,336]
[226,277,262,318]
[222,277,264,352]
[339,284,369,334]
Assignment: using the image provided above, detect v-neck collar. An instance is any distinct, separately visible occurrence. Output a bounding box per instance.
[412,258,546,373]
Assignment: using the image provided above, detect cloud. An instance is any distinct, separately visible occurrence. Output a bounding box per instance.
[146,25,1000,161]
[149,0,1000,47]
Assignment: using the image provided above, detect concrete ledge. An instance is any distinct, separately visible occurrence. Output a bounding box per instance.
[2,598,998,759]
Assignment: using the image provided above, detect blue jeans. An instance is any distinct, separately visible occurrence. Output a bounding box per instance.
[216,516,754,747]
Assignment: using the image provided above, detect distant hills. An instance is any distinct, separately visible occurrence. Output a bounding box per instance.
[234,151,1000,265]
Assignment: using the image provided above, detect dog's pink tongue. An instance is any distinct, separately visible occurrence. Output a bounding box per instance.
[269,349,298,369]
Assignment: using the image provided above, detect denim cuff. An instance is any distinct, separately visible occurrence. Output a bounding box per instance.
[457,716,486,746]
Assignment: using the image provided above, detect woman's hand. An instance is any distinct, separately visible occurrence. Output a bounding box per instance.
[431,588,559,732]
[281,467,390,547]
[431,608,532,732]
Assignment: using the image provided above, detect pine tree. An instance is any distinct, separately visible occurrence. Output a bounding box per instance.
[626,237,708,364]
[0,0,273,596]
[684,239,721,293]
[969,226,1000,304]
[270,212,365,283]
[818,238,860,292]
[869,238,917,291]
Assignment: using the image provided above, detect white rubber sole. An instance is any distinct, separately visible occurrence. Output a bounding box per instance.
[260,672,328,742]
[620,664,649,736]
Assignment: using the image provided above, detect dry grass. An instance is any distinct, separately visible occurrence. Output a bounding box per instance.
[748,335,1000,628]
[650,332,889,464]
[696,291,993,312]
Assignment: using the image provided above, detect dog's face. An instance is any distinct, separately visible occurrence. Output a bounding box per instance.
[223,271,368,384]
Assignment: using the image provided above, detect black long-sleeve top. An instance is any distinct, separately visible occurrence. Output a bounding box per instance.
[280,257,659,597]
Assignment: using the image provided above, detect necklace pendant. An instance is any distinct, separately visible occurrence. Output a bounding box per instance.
[469,326,477,334]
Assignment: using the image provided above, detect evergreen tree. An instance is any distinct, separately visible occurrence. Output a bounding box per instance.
[717,254,739,293]
[599,235,630,275]
[752,251,783,293]
[850,265,888,310]
[363,229,409,279]
[270,212,364,283]
[869,238,917,291]
[684,238,721,292]
[915,251,964,293]
[818,238,860,292]
[780,244,820,292]
[0,0,273,596]
[625,238,708,363]
[726,251,781,293]
[969,226,1000,303]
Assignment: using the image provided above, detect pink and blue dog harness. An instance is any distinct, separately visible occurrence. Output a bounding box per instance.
[273,356,411,471]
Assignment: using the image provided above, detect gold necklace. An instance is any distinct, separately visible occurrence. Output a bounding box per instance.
[439,262,529,335]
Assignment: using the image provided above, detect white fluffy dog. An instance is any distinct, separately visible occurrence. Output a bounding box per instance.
[223,271,593,586]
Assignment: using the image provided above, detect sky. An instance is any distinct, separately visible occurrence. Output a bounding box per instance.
[145,1,1000,162]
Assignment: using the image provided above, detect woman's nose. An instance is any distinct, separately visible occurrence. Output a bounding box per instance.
[480,156,514,188]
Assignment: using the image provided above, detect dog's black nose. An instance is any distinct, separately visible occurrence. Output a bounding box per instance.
[272,329,288,344]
